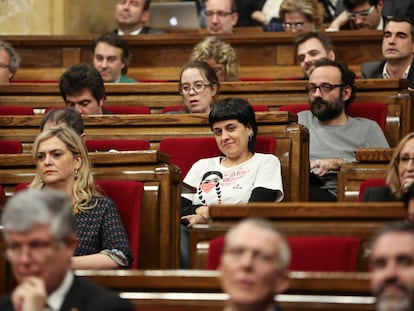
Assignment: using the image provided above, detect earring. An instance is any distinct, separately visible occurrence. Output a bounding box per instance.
[74,168,79,180]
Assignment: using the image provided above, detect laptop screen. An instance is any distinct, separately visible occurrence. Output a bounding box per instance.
[149,2,200,30]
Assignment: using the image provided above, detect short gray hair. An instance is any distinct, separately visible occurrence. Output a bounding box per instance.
[225,217,291,270]
[1,188,76,243]
[0,40,21,76]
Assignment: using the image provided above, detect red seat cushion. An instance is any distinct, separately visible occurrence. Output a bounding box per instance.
[358,178,387,201]
[207,235,360,272]
[0,106,34,115]
[0,141,23,154]
[96,180,144,269]
[105,106,150,114]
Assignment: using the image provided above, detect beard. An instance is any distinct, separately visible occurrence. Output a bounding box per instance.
[310,97,344,122]
[375,280,414,311]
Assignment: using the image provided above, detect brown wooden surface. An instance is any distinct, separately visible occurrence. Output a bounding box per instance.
[0,151,181,269]
[355,148,394,163]
[0,112,309,202]
[0,79,410,148]
[3,31,383,69]
[73,270,375,311]
[189,202,405,270]
[337,163,389,202]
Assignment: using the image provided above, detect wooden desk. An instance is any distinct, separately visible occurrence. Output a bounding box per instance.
[74,270,375,311]
[189,202,405,269]
[0,151,181,269]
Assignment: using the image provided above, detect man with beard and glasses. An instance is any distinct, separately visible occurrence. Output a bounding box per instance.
[298,58,389,201]
[370,221,414,311]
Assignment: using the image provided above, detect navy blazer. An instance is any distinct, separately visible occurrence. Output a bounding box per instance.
[0,276,134,311]
[360,185,400,202]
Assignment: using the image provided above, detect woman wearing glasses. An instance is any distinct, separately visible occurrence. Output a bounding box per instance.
[362,133,414,202]
[174,60,220,114]
[279,0,324,33]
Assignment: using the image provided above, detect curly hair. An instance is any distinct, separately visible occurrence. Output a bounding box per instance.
[190,36,239,82]
[30,127,98,213]
[279,0,325,29]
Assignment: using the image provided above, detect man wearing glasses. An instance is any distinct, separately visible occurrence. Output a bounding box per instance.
[0,40,21,83]
[327,0,385,31]
[298,58,389,201]
[204,0,238,34]
[0,188,134,311]
[361,17,414,89]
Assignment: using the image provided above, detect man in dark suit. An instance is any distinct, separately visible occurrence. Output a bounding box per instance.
[361,17,414,89]
[0,188,134,311]
[114,0,164,35]
[219,218,290,311]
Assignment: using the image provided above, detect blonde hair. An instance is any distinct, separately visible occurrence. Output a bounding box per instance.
[279,0,324,28]
[190,36,239,82]
[387,132,414,198]
[30,127,98,213]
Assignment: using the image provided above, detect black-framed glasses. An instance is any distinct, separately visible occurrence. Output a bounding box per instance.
[347,6,375,20]
[180,82,211,95]
[283,22,305,30]
[306,83,343,95]
[205,10,233,18]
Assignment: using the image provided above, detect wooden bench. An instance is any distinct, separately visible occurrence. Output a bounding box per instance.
[337,148,393,202]
[0,79,410,147]
[0,112,309,202]
[73,270,375,311]
[188,202,405,270]
[0,151,181,269]
[4,30,383,70]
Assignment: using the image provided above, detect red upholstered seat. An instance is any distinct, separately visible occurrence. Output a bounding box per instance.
[206,235,360,272]
[358,178,387,201]
[14,183,29,193]
[279,102,387,133]
[96,180,144,269]
[0,185,5,209]
[0,106,34,115]
[159,136,276,179]
[162,105,269,114]
[85,139,150,152]
[105,105,150,114]
[0,141,23,154]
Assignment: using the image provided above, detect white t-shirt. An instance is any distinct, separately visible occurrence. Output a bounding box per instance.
[182,153,284,206]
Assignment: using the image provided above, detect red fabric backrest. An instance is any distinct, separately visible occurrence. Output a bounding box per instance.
[0,185,5,209]
[95,180,144,269]
[159,136,276,179]
[358,178,387,201]
[15,183,29,193]
[0,106,34,115]
[0,141,23,154]
[279,102,387,133]
[105,106,150,114]
[207,235,361,272]
[287,236,360,272]
[85,139,150,152]
[347,102,387,133]
[162,105,269,113]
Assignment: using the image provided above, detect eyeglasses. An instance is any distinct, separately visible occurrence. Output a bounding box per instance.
[397,156,414,164]
[0,63,10,69]
[205,10,233,18]
[180,82,211,95]
[283,22,305,30]
[347,6,375,20]
[5,240,58,261]
[306,83,343,95]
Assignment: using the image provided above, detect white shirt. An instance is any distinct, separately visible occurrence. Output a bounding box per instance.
[46,271,74,311]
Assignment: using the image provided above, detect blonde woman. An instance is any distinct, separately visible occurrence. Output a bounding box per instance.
[279,0,325,32]
[190,36,239,82]
[30,127,133,269]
